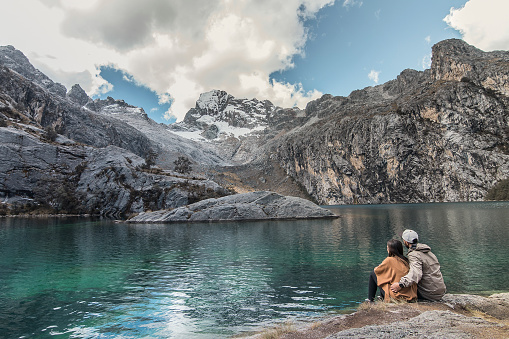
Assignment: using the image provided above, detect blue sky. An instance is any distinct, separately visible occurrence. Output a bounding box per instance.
[1,0,507,124]
[96,66,175,123]
[272,0,465,96]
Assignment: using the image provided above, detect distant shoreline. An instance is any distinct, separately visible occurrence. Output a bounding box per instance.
[0,213,100,218]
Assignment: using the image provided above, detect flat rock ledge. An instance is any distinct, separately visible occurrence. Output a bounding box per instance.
[247,293,509,339]
[126,191,338,223]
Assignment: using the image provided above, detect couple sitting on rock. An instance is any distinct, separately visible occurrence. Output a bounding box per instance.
[367,229,446,303]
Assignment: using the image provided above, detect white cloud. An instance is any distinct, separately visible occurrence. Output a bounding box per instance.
[343,0,363,8]
[421,54,432,69]
[0,0,336,122]
[444,0,509,51]
[424,36,431,44]
[368,70,380,83]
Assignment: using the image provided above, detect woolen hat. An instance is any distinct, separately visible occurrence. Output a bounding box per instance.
[402,229,419,243]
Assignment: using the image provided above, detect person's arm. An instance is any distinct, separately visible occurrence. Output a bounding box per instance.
[390,253,422,292]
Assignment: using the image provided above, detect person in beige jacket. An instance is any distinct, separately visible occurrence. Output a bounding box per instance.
[390,229,446,301]
[368,239,417,302]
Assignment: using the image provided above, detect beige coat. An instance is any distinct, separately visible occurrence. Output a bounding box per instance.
[374,256,417,302]
[399,243,447,301]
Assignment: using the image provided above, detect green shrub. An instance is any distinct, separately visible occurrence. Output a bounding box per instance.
[174,156,192,174]
[142,150,158,169]
[44,126,58,142]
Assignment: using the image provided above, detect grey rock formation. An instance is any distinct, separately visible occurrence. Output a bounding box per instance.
[442,293,509,320]
[66,84,92,106]
[0,125,228,217]
[127,191,337,223]
[0,63,155,159]
[0,45,67,97]
[326,310,503,338]
[324,293,509,338]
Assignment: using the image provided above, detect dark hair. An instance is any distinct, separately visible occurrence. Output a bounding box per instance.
[387,239,409,264]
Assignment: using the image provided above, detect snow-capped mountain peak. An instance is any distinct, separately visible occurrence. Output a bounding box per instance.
[169,90,278,141]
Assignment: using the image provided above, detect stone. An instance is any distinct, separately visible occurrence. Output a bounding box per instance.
[126,191,338,223]
[66,84,92,106]
[325,310,505,338]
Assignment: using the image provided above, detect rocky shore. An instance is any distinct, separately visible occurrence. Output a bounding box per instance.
[245,293,509,339]
[127,191,338,223]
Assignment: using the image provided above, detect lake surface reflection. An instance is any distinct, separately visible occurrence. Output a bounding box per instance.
[1,202,508,338]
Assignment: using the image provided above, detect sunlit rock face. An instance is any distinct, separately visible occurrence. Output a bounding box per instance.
[268,39,509,204]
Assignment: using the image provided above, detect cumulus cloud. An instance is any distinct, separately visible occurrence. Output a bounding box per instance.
[0,0,335,122]
[368,70,380,83]
[444,0,509,51]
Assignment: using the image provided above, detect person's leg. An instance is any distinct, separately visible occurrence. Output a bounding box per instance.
[417,289,430,302]
[368,270,378,301]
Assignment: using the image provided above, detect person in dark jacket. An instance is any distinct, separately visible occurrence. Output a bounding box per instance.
[390,229,446,301]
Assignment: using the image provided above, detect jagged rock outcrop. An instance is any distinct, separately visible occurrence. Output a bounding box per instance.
[127,191,337,223]
[0,45,67,97]
[431,39,509,96]
[66,84,93,106]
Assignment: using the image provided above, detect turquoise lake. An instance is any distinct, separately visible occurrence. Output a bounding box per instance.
[1,201,508,338]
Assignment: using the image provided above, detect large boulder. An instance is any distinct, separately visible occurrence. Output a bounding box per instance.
[127,191,338,223]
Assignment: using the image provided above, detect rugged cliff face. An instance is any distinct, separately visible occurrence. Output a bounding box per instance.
[269,39,509,204]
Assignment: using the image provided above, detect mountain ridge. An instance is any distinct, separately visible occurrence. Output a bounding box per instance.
[1,38,509,215]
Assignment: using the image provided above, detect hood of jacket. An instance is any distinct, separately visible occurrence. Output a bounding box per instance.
[409,243,431,253]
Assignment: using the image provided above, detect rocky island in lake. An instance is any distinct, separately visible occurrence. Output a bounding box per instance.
[127,191,338,223]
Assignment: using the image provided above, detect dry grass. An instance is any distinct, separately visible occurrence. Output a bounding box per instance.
[259,321,297,339]
[356,300,389,311]
[465,306,508,325]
